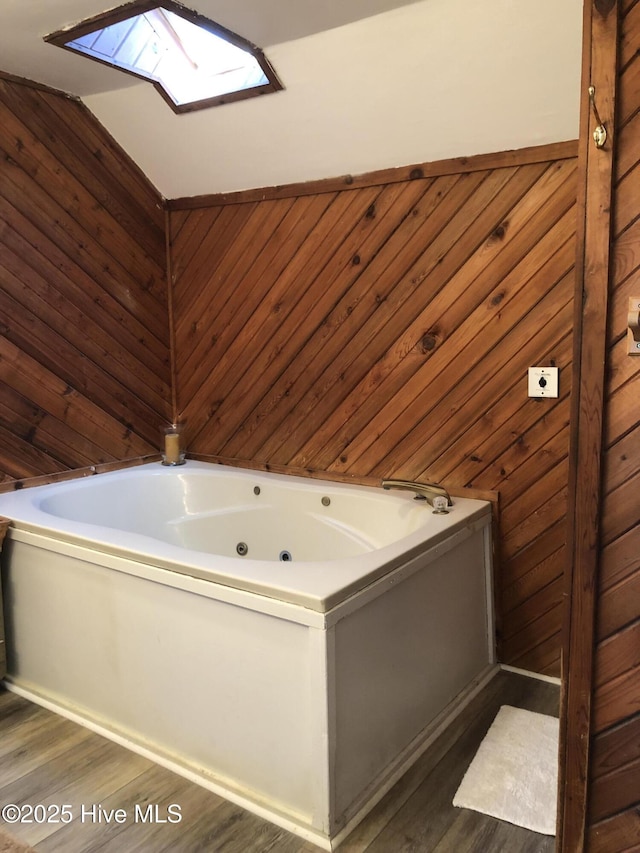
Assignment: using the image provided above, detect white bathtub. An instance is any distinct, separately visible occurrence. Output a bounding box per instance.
[0,461,495,849]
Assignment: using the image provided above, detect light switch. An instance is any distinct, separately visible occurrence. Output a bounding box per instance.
[528,366,559,398]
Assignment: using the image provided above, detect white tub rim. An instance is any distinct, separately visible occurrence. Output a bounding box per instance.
[0,461,492,614]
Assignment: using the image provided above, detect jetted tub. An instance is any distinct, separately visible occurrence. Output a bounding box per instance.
[0,461,495,849]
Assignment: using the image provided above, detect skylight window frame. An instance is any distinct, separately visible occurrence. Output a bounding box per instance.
[44,0,283,113]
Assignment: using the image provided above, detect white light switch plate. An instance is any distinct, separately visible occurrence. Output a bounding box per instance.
[528,366,559,398]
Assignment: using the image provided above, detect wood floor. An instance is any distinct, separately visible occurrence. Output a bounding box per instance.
[0,670,559,852]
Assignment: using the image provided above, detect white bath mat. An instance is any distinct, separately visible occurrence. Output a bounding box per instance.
[453,705,559,835]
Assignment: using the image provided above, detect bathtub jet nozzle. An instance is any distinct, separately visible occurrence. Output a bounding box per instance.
[381,479,452,510]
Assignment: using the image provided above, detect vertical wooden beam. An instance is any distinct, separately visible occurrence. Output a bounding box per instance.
[557,1,619,850]
[165,206,179,426]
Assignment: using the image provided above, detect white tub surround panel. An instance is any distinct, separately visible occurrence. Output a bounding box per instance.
[0,462,495,848]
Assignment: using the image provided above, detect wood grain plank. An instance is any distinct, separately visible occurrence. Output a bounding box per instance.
[0,74,169,481]
[597,570,640,640]
[276,165,530,467]
[588,807,640,853]
[169,145,578,682]
[594,621,640,688]
[593,665,640,733]
[298,162,570,473]
[210,178,437,457]
[559,0,619,846]
[326,171,577,477]
[177,190,376,444]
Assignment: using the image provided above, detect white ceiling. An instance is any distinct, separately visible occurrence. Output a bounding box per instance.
[1,0,584,199]
[0,0,422,97]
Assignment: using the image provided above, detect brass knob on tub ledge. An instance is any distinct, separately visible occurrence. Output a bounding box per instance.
[381,479,452,509]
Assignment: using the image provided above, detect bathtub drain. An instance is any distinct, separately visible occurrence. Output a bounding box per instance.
[279,550,292,562]
[236,542,248,556]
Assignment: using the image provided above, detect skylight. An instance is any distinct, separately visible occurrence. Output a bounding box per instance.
[45,1,283,113]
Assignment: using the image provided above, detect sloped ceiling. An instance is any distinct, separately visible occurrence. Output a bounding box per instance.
[1,0,584,199]
[0,0,425,96]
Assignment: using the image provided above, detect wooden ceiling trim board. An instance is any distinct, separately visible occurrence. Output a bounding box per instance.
[167,141,579,210]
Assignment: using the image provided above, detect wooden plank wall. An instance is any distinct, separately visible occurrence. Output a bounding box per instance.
[0,74,171,485]
[168,142,579,677]
[587,0,640,847]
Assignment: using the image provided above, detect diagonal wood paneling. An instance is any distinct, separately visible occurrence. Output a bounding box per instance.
[169,142,578,677]
[587,0,640,845]
[0,74,170,485]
